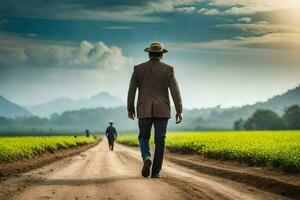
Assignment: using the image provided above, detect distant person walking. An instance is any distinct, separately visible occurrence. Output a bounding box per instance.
[105,121,118,151]
[127,42,183,178]
[85,129,90,137]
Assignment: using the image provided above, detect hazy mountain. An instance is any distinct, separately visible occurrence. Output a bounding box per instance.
[0,95,31,118]
[192,85,300,129]
[27,92,125,117]
[252,85,300,113]
[2,85,299,133]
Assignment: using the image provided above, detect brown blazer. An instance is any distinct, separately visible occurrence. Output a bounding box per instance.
[127,58,182,119]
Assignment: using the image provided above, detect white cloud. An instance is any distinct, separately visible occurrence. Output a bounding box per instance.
[0,32,135,105]
[1,0,300,22]
[237,17,252,23]
[172,33,300,51]
[103,26,133,30]
[58,9,165,23]
[198,8,220,15]
[216,23,300,35]
[151,0,300,17]
[208,0,246,6]
[0,32,133,71]
[147,0,204,13]
[0,0,206,22]
[209,0,300,9]
[27,33,38,37]
[75,41,131,71]
[0,47,27,65]
[257,21,269,25]
[208,0,300,15]
[176,6,196,13]
[223,6,267,15]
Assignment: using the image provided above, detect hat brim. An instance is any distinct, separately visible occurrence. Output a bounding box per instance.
[144,47,168,53]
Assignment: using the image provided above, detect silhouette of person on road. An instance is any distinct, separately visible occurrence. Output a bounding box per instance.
[127,42,183,178]
[105,121,118,151]
[85,129,90,137]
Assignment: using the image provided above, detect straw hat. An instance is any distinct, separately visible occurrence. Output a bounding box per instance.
[144,42,168,53]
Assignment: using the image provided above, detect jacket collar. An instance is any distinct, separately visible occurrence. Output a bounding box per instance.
[149,57,161,61]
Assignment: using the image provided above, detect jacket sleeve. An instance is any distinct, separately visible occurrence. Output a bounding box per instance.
[127,67,138,113]
[169,68,183,114]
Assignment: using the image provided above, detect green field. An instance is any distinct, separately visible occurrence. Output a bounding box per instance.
[118,131,300,172]
[0,136,97,162]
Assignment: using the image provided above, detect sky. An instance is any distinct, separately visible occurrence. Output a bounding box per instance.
[0,0,300,109]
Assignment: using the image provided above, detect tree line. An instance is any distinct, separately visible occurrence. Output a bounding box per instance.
[1,105,299,133]
[0,107,138,134]
[234,105,300,130]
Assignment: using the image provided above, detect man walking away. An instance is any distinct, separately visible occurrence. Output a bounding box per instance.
[105,121,118,151]
[127,42,183,178]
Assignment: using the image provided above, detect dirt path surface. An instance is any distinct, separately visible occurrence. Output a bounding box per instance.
[0,139,290,200]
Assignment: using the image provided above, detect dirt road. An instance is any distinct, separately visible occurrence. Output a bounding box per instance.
[1,139,289,200]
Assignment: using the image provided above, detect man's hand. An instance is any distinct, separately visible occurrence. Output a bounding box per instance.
[128,111,135,120]
[176,113,183,124]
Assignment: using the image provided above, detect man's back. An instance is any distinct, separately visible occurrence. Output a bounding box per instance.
[127,42,183,178]
[106,125,117,139]
[127,58,182,119]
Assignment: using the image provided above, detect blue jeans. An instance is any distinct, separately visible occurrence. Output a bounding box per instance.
[138,118,169,175]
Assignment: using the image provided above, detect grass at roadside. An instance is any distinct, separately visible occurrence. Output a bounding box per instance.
[0,136,100,162]
[118,131,300,172]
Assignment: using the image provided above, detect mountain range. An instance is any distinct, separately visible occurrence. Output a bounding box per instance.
[0,95,31,118]
[26,92,125,117]
[0,85,299,132]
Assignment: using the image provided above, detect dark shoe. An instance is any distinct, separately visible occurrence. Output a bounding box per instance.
[141,157,152,177]
[151,173,161,178]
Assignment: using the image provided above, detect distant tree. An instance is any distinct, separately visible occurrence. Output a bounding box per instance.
[284,105,300,130]
[244,109,287,130]
[233,118,244,130]
[0,117,14,126]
